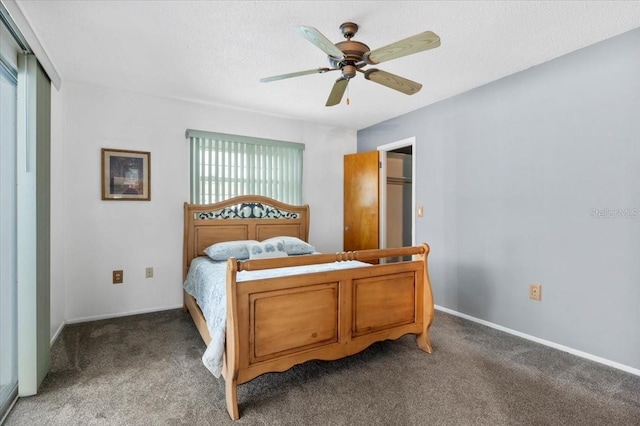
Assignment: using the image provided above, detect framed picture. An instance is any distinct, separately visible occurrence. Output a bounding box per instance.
[101,148,151,201]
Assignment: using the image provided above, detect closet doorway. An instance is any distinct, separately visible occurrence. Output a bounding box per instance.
[343,137,415,258]
[378,137,415,262]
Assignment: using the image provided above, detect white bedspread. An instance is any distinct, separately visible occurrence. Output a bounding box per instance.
[183,256,369,377]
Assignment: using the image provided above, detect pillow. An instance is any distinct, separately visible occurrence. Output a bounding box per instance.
[247,240,288,259]
[203,240,258,261]
[263,236,316,255]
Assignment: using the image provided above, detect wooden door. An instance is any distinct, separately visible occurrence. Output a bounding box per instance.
[344,151,379,252]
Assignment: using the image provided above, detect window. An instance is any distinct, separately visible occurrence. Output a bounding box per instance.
[0,14,19,420]
[187,129,304,205]
[1,3,54,414]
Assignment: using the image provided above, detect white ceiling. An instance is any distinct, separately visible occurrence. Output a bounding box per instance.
[15,0,640,130]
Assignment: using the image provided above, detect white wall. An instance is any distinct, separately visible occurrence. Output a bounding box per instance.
[50,83,356,328]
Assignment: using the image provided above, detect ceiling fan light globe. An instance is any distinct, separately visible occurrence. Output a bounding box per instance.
[342,64,357,79]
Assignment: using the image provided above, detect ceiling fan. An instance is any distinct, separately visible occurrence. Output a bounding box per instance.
[260,22,441,106]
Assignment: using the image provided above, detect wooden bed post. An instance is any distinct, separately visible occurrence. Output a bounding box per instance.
[225,258,240,420]
[415,243,434,353]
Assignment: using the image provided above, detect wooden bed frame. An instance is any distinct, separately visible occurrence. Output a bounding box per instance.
[183,195,434,420]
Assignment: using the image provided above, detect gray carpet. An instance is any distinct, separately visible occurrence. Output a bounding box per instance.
[4,309,640,425]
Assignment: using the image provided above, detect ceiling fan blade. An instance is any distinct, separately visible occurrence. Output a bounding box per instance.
[363,69,422,95]
[326,78,349,106]
[364,31,440,65]
[294,25,345,60]
[260,68,332,83]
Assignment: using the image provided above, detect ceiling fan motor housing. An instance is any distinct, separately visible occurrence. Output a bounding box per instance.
[329,39,370,79]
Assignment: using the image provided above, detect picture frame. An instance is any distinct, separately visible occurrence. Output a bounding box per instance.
[101,148,151,201]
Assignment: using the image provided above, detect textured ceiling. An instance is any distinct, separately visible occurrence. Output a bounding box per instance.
[14,1,640,130]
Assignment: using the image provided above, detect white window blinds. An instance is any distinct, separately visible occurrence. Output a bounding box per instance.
[186,129,305,205]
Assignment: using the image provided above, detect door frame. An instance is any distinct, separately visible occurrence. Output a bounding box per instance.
[377,137,416,249]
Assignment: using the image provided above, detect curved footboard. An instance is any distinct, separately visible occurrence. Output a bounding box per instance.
[222,244,434,420]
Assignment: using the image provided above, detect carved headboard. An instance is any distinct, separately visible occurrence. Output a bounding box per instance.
[183,195,310,278]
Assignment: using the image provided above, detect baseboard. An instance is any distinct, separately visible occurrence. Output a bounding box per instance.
[434,305,640,377]
[50,321,66,348]
[65,304,184,325]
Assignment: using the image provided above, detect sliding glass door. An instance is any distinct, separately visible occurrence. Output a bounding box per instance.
[0,21,19,420]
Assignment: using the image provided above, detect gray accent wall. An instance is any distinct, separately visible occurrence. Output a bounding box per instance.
[358,28,640,370]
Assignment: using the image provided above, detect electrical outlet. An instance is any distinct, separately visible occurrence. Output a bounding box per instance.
[145,267,153,278]
[529,283,542,301]
[113,270,123,284]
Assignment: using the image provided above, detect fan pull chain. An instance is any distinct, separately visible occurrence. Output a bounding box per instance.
[346,85,350,105]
